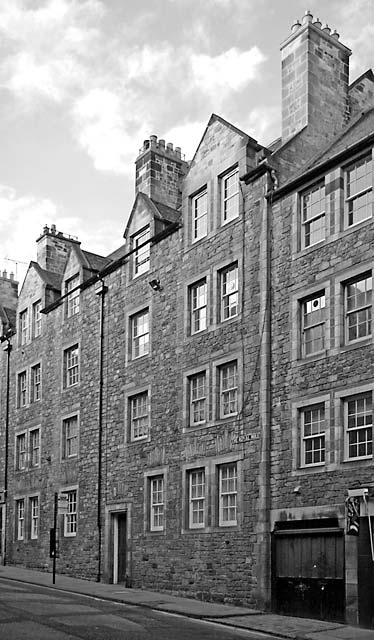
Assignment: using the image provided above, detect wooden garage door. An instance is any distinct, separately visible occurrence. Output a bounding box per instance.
[273,528,345,622]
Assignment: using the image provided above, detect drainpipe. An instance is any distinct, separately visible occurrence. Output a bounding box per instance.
[95,279,107,582]
[1,329,14,566]
[256,171,273,608]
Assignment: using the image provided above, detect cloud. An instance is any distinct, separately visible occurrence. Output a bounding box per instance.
[0,0,104,103]
[0,182,120,286]
[191,47,265,95]
[72,89,149,174]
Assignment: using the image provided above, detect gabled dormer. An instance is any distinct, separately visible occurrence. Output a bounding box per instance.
[123,192,180,279]
[61,243,110,319]
[183,114,263,246]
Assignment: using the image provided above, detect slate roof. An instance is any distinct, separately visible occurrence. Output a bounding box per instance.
[298,107,374,175]
[31,262,62,291]
[82,250,111,272]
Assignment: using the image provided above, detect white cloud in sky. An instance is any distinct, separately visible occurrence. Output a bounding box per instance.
[190,47,266,94]
[0,183,118,286]
[0,0,267,175]
[72,89,148,174]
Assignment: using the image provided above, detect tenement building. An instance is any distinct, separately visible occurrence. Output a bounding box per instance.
[1,11,374,629]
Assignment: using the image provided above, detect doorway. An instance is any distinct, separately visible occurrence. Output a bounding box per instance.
[273,522,345,622]
[112,512,127,584]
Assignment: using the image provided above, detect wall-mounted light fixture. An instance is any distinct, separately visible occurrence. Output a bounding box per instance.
[149,278,162,292]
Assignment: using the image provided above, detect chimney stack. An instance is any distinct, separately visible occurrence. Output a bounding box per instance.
[135,135,188,210]
[281,11,351,144]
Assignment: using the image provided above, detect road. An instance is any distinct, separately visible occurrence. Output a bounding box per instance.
[0,577,276,640]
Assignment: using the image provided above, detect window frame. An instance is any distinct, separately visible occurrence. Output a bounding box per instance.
[129,390,149,441]
[16,498,25,540]
[15,432,27,471]
[19,308,28,346]
[218,462,238,527]
[63,344,80,388]
[188,468,206,529]
[66,274,80,318]
[191,189,208,242]
[218,360,238,419]
[345,154,373,228]
[29,495,39,540]
[300,404,326,467]
[301,291,326,357]
[149,475,164,532]
[344,392,373,461]
[62,415,79,460]
[219,263,239,322]
[189,279,207,334]
[32,300,42,338]
[221,167,239,224]
[300,181,326,249]
[344,273,372,344]
[17,370,28,408]
[131,309,150,359]
[30,362,41,403]
[189,371,207,427]
[29,428,40,468]
[133,226,150,276]
[63,489,78,537]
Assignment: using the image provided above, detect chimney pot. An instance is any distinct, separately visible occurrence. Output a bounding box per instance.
[143,139,150,151]
[43,224,49,235]
[9,272,14,281]
[322,24,331,35]
[313,18,322,28]
[158,139,165,149]
[302,10,313,24]
[166,142,173,152]
[291,19,301,33]
[51,223,56,234]
[175,146,181,157]
[331,29,340,40]
[149,135,157,146]
[2,270,7,279]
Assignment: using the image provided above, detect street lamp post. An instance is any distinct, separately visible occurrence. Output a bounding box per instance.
[1,328,15,566]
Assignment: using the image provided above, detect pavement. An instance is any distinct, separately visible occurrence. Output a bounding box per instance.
[1,565,374,640]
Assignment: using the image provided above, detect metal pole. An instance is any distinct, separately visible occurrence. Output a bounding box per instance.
[95,280,107,583]
[3,338,12,566]
[53,492,58,584]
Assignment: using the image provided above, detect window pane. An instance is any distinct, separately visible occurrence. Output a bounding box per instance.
[346,275,372,342]
[192,191,207,240]
[223,169,239,222]
[132,310,149,358]
[131,392,149,439]
[346,393,373,459]
[221,265,238,321]
[134,227,150,275]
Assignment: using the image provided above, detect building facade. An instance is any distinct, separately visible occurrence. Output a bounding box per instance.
[1,11,374,628]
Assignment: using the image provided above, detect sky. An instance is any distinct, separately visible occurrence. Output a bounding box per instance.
[0,0,373,286]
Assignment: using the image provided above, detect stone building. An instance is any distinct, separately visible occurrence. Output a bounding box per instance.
[1,10,374,629]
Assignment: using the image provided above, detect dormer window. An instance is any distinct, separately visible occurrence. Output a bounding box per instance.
[66,275,80,317]
[133,227,150,276]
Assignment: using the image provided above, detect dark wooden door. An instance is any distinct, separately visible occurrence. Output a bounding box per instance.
[117,514,127,583]
[358,517,374,628]
[273,529,345,622]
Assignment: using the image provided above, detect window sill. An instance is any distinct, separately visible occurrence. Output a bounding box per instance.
[340,337,372,352]
[293,216,373,259]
